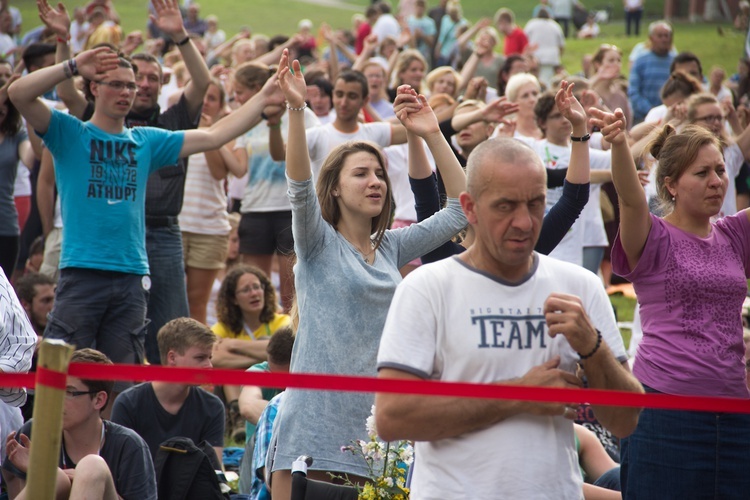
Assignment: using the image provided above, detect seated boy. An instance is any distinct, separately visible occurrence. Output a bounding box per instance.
[2,348,156,500]
[111,317,225,461]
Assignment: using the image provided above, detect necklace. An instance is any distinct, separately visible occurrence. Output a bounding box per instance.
[353,240,375,265]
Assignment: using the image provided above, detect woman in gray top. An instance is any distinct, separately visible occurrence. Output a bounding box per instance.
[269,50,468,498]
[0,76,35,277]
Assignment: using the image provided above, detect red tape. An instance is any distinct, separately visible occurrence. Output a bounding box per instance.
[0,364,748,414]
[35,367,67,390]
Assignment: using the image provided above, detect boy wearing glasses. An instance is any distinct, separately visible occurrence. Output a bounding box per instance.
[2,348,156,500]
[7,37,284,409]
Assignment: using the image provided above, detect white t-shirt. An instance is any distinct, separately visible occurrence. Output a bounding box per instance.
[384,142,436,222]
[523,19,564,66]
[235,108,319,212]
[517,138,611,264]
[377,255,626,499]
[371,14,401,42]
[306,122,392,179]
[719,143,744,219]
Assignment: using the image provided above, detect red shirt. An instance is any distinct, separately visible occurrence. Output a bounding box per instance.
[355,23,372,54]
[503,27,528,56]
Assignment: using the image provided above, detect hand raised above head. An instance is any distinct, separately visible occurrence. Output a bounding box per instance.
[394,86,439,137]
[275,49,306,109]
[149,0,185,38]
[75,47,121,82]
[555,80,586,128]
[589,107,627,145]
[37,0,71,38]
[483,97,519,123]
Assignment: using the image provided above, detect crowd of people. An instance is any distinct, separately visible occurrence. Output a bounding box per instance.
[0,0,749,498]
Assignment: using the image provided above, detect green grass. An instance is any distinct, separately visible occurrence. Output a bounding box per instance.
[609,293,636,349]
[17,1,744,76]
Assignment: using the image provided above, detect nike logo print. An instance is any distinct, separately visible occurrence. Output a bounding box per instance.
[107,199,123,205]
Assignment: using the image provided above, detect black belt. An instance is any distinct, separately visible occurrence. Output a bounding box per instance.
[145,215,178,227]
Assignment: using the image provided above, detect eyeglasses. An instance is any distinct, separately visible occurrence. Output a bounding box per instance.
[65,389,98,398]
[235,284,266,295]
[695,114,723,124]
[98,80,138,93]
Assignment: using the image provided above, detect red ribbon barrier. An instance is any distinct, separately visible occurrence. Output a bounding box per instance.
[1,363,749,414]
[35,367,67,390]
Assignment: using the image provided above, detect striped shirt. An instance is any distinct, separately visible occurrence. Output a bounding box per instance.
[0,269,37,406]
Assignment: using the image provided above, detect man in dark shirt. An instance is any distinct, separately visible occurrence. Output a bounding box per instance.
[3,349,157,500]
[111,317,225,461]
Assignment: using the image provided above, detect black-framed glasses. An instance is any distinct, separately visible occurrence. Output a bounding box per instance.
[65,389,98,398]
[98,80,138,93]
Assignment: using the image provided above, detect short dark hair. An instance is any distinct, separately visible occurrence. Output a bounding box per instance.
[670,51,703,79]
[83,47,134,102]
[336,70,369,100]
[533,91,557,130]
[311,78,333,102]
[22,43,55,72]
[14,272,54,304]
[266,326,295,366]
[131,52,163,78]
[158,317,216,364]
[70,348,114,411]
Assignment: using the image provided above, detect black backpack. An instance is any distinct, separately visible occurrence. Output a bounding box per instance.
[154,437,229,500]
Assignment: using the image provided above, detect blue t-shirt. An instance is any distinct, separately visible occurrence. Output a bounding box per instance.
[41,109,184,274]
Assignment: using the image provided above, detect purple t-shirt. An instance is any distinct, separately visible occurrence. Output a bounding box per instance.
[612,213,750,398]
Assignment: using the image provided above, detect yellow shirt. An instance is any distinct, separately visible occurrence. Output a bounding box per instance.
[211,313,290,341]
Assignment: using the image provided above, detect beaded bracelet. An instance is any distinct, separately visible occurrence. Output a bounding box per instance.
[578,329,602,360]
[286,102,307,112]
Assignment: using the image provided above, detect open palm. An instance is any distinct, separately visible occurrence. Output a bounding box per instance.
[555,81,586,128]
[276,49,306,108]
[37,0,71,38]
[150,0,184,37]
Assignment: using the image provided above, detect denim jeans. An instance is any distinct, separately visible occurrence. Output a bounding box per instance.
[145,224,188,364]
[44,268,149,391]
[621,386,750,499]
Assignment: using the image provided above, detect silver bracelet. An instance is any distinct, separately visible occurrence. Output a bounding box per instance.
[286,102,307,112]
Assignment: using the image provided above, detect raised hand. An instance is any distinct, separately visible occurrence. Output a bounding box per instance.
[149,0,186,39]
[482,96,519,123]
[464,76,488,102]
[394,85,439,137]
[555,80,586,129]
[37,0,71,38]
[276,49,306,108]
[74,47,121,81]
[589,107,627,145]
[362,34,378,55]
[493,119,516,138]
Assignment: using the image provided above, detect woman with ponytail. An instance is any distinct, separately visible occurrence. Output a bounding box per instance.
[591,107,750,499]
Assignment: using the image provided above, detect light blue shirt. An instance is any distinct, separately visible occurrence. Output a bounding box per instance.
[41,109,184,274]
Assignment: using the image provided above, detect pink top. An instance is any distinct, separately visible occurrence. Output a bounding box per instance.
[612,213,750,398]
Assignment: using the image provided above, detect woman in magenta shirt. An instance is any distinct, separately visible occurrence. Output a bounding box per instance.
[593,107,750,499]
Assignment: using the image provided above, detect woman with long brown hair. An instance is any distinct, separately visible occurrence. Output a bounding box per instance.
[268,49,467,498]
